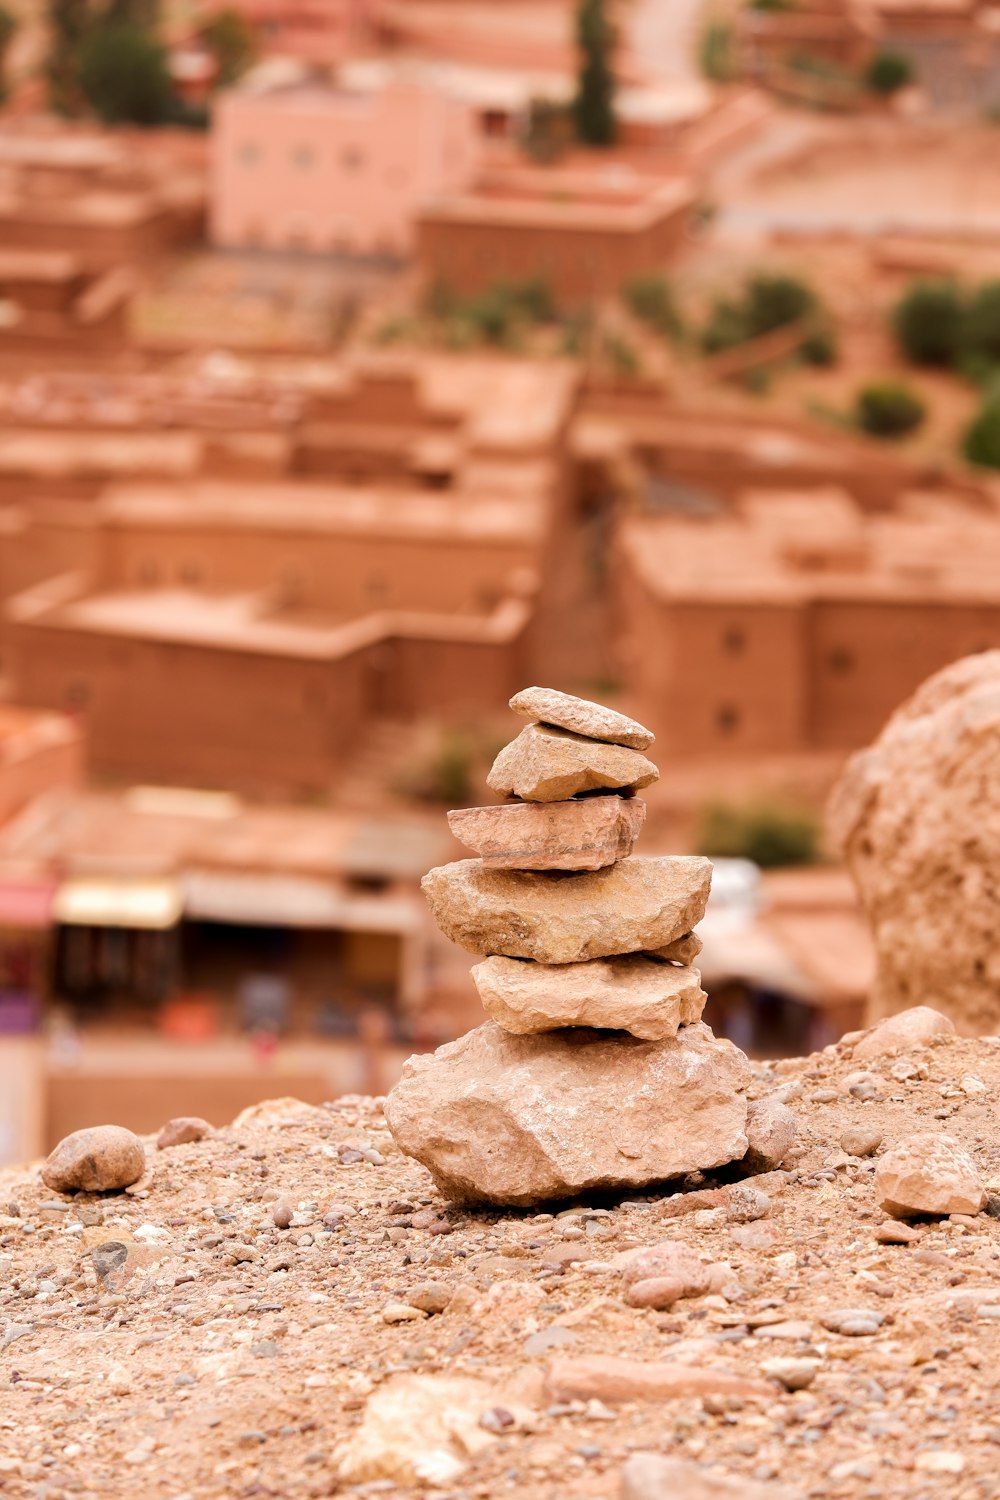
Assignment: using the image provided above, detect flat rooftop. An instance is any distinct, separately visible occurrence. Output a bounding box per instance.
[0,785,451,884]
[623,485,1000,604]
[99,478,546,543]
[424,175,694,232]
[0,706,81,761]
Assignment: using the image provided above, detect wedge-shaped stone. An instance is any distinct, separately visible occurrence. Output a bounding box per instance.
[447,796,645,871]
[384,1020,749,1206]
[487,724,658,803]
[653,932,703,965]
[509,686,654,750]
[471,954,705,1039]
[421,855,712,963]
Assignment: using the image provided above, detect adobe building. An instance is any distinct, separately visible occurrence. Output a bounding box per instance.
[204,0,386,64]
[2,354,581,796]
[0,125,206,274]
[0,251,135,358]
[0,772,473,1166]
[417,161,697,303]
[211,77,482,255]
[616,483,1000,758]
[737,0,879,77]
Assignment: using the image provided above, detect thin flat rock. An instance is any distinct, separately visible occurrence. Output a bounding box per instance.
[509,686,655,749]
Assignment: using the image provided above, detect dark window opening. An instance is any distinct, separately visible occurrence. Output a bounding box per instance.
[723,625,745,655]
[717,703,740,736]
[828,647,854,674]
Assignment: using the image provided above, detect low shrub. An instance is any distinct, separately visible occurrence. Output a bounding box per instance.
[696,800,821,869]
[702,273,818,354]
[623,274,682,339]
[601,331,642,376]
[855,380,926,438]
[866,49,913,95]
[799,324,838,366]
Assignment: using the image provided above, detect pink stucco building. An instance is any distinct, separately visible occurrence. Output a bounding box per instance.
[210,79,482,256]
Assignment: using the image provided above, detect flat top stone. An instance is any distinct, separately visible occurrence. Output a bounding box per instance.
[487,723,658,804]
[510,686,654,750]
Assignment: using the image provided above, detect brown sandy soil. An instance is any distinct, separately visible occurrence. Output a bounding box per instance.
[3,1024,1000,1498]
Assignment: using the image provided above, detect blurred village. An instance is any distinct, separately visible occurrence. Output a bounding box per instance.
[1,0,1000,1163]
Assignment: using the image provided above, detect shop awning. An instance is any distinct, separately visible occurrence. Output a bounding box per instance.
[0,881,57,929]
[54,878,183,930]
[183,870,421,933]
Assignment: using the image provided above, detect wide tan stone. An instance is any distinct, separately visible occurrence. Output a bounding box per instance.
[487,724,658,803]
[41,1125,146,1194]
[447,796,645,871]
[509,686,654,750]
[828,651,1000,1033]
[621,1453,801,1499]
[471,953,705,1038]
[421,855,713,963]
[875,1133,985,1219]
[852,1006,955,1060]
[383,1020,750,1206]
[545,1356,771,1405]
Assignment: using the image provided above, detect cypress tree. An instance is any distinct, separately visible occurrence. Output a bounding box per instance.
[573,0,616,147]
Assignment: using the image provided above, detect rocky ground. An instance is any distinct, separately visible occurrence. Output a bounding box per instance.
[4,1022,1000,1499]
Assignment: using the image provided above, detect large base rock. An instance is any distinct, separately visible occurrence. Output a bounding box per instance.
[471,953,705,1039]
[828,651,1000,1032]
[421,855,713,963]
[384,1021,750,1206]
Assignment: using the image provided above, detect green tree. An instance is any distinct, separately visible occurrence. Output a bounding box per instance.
[46,0,91,113]
[0,5,18,103]
[962,281,1000,365]
[201,7,256,88]
[46,0,166,115]
[573,0,616,146]
[78,21,172,124]
[965,394,1000,470]
[893,280,965,366]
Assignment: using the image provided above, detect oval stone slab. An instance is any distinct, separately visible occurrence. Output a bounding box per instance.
[509,686,654,750]
[471,953,705,1039]
[420,855,713,963]
[384,1020,750,1207]
[487,724,658,803]
[447,796,645,871]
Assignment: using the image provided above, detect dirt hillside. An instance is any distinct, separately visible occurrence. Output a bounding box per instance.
[3,1021,1000,1498]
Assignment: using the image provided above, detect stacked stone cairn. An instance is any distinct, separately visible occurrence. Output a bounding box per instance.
[384,687,757,1208]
